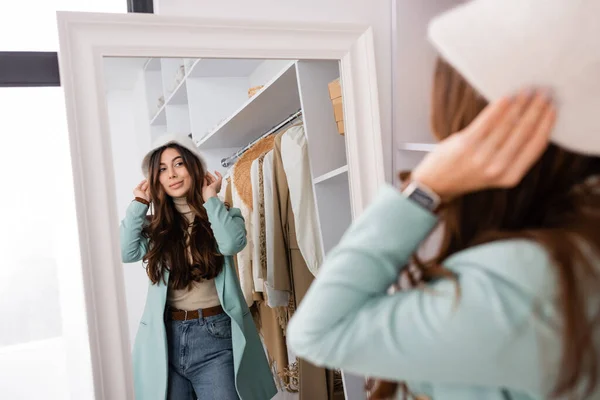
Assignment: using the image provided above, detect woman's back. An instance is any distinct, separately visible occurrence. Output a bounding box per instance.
[287,1,600,398]
[287,185,597,399]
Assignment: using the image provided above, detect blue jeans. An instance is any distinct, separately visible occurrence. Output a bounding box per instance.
[166,311,239,399]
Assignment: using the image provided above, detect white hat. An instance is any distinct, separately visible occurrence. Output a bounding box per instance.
[141,133,207,177]
[428,0,600,156]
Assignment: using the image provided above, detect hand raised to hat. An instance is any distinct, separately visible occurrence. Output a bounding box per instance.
[202,171,223,201]
[133,179,151,203]
[411,89,557,202]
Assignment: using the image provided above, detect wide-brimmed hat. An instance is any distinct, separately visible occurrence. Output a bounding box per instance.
[141,133,207,177]
[428,0,600,156]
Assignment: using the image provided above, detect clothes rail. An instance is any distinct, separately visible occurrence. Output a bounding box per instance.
[220,109,303,167]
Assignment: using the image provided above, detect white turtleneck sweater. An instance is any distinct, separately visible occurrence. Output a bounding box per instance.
[167,197,221,311]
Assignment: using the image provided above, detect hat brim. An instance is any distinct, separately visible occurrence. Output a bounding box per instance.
[141,136,207,178]
[428,0,600,156]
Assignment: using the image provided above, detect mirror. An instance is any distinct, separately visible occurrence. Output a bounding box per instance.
[57,11,384,400]
[104,56,348,400]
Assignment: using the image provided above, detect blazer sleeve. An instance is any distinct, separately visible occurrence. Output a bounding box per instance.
[286,184,545,392]
[120,200,150,263]
[204,196,247,256]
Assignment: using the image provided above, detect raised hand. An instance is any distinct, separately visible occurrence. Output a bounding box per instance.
[133,179,151,202]
[202,171,223,200]
[411,89,556,201]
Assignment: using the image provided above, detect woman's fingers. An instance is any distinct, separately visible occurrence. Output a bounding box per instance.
[491,92,554,184]
[133,180,150,200]
[205,171,216,183]
[213,171,223,185]
[503,103,556,186]
[410,87,556,199]
[465,94,513,143]
[478,90,533,160]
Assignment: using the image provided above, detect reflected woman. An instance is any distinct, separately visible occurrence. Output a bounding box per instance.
[120,134,276,400]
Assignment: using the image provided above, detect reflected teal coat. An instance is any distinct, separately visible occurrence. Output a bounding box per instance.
[120,197,277,400]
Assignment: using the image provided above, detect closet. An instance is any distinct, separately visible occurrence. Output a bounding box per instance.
[137,58,360,399]
[142,58,352,256]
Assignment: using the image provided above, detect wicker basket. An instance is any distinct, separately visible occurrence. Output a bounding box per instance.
[248,85,264,98]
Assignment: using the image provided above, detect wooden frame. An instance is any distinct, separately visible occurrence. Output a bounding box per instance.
[56,10,385,399]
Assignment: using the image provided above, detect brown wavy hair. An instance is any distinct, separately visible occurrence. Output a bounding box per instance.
[141,143,224,290]
[369,58,600,399]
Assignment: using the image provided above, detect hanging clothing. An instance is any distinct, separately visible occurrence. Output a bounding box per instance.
[280,125,324,277]
[272,130,335,400]
[252,151,295,393]
[256,291,292,392]
[263,150,290,309]
[233,135,276,210]
[232,135,277,305]
[229,135,297,393]
[251,155,266,292]
[243,146,298,394]
[231,167,255,307]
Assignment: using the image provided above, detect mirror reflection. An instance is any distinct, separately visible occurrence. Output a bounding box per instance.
[103,57,351,400]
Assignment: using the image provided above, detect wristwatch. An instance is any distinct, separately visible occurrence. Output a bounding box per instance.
[401,180,441,212]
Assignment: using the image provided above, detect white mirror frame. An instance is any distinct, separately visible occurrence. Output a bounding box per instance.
[57,11,385,399]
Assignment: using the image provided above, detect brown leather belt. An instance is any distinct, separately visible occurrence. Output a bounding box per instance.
[168,305,224,321]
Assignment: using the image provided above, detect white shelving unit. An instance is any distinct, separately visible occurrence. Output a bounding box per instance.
[136,57,360,399]
[313,165,348,184]
[197,62,300,149]
[397,142,436,152]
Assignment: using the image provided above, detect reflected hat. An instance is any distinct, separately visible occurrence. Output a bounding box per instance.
[141,133,207,177]
[428,0,600,156]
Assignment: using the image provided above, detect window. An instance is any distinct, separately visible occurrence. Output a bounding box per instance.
[0,1,152,398]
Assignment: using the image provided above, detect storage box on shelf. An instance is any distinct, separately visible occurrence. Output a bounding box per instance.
[248,85,264,98]
[327,78,344,135]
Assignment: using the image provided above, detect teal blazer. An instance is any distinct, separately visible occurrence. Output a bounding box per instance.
[120,197,277,400]
[288,185,570,400]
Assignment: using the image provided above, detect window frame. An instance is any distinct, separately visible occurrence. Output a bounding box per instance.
[0,1,153,87]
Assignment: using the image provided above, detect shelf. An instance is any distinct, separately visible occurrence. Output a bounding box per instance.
[313,165,348,184]
[166,79,188,106]
[150,78,187,124]
[196,61,300,149]
[150,106,166,126]
[397,142,437,152]
[144,58,161,72]
[188,59,264,78]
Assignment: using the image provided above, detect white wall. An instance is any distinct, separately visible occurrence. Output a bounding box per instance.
[155,0,394,184]
[106,74,152,347]
[0,338,69,399]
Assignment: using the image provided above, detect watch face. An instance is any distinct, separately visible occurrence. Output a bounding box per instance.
[409,187,436,210]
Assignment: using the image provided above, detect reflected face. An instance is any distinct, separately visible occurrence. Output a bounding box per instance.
[158,147,192,198]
